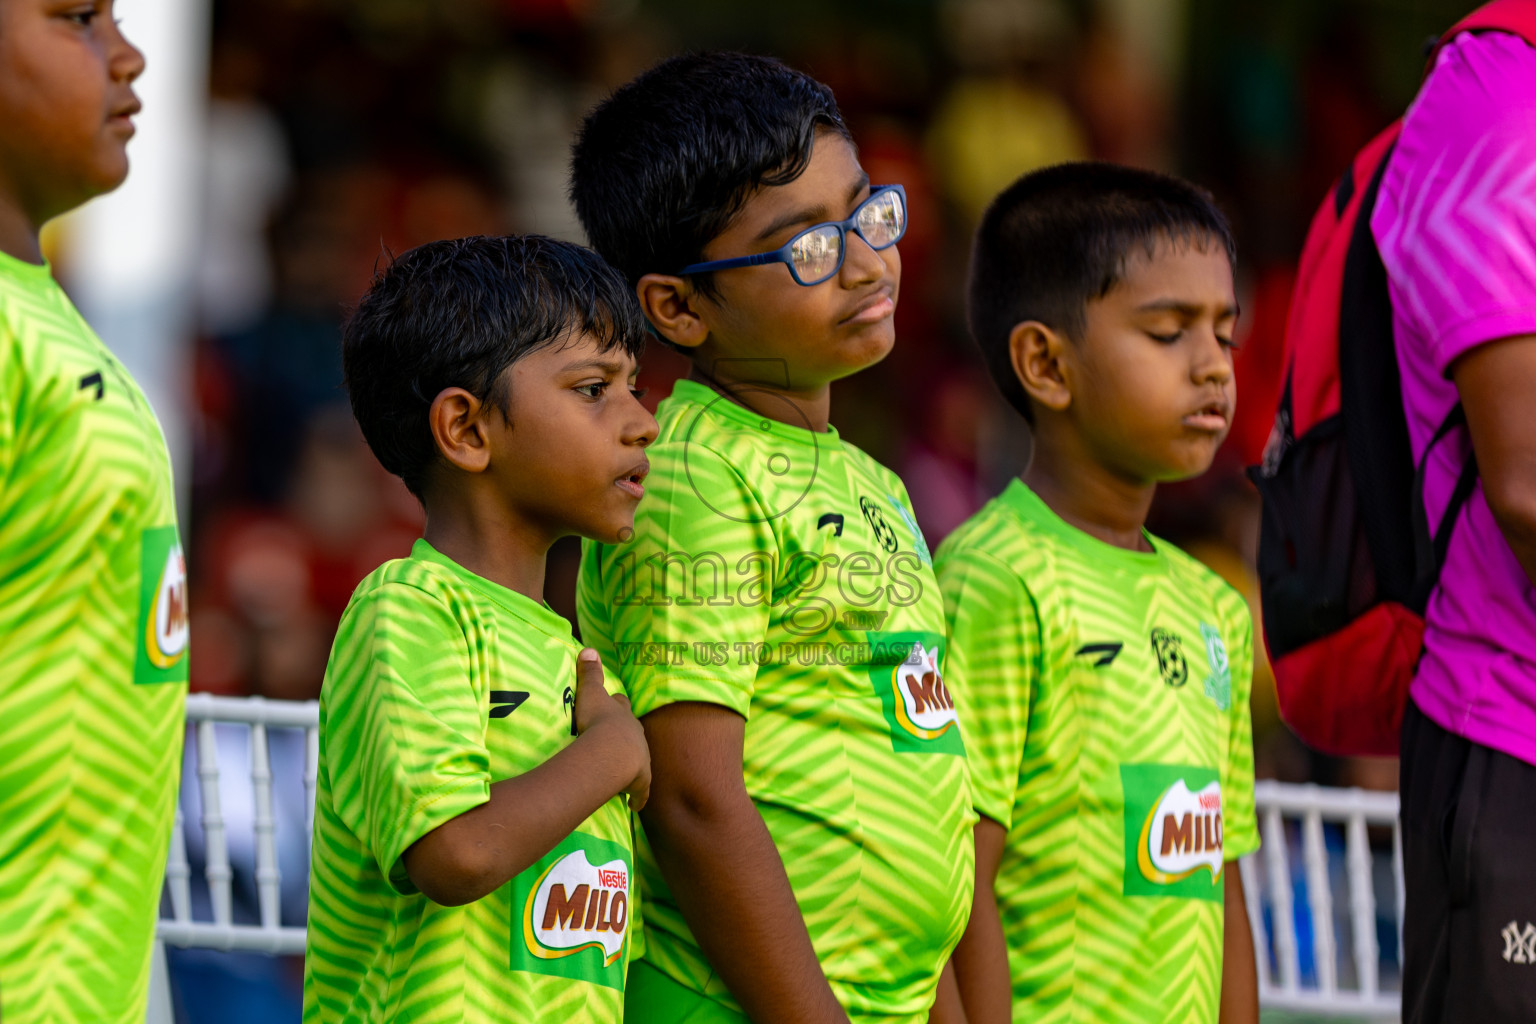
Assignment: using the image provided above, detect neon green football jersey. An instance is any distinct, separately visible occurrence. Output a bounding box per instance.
[577,378,974,1022]
[304,539,635,1024]
[936,480,1259,1024]
[0,252,188,1024]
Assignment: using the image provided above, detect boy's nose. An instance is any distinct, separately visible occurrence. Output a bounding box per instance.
[624,402,659,448]
[110,23,148,84]
[1192,330,1234,384]
[839,231,887,286]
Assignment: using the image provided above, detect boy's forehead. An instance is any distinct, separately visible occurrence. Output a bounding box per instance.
[1107,235,1236,311]
[722,133,868,243]
[520,328,639,374]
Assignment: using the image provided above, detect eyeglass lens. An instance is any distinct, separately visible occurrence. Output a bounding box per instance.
[788,189,907,283]
[790,229,843,283]
[857,189,905,248]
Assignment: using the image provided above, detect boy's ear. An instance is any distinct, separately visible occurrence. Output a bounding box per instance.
[1009,321,1073,415]
[428,387,493,474]
[636,274,708,350]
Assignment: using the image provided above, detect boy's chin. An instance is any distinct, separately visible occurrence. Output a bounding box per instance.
[818,339,895,387]
[1151,446,1224,484]
[589,514,638,546]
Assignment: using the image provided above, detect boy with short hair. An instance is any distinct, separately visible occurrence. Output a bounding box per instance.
[571,52,973,1023]
[940,163,1259,1024]
[0,5,187,1022]
[302,234,656,1023]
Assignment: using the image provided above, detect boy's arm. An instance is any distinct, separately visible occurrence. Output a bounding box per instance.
[404,650,649,907]
[639,700,849,1024]
[1217,591,1259,1024]
[934,545,1033,1024]
[928,958,969,1024]
[951,816,1010,1024]
[1219,871,1259,1024]
[1452,335,1536,585]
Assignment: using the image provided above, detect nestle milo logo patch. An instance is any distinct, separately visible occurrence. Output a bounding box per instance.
[511,831,632,989]
[134,525,189,685]
[1120,763,1225,903]
[868,632,965,757]
[893,641,957,740]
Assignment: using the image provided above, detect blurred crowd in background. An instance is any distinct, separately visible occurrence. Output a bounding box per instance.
[118,0,1481,1017]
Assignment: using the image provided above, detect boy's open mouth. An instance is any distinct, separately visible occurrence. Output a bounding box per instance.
[615,459,650,500]
[1183,401,1230,432]
[108,96,142,130]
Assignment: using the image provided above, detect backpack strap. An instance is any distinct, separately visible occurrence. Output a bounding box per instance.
[1409,404,1481,608]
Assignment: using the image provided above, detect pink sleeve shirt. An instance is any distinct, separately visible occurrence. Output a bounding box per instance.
[1371,29,1536,765]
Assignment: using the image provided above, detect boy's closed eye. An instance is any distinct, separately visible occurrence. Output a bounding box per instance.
[573,379,647,400]
[1145,328,1240,350]
[60,2,106,28]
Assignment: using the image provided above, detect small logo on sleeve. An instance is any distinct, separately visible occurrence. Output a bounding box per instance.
[512,831,632,990]
[1120,763,1225,902]
[134,526,189,685]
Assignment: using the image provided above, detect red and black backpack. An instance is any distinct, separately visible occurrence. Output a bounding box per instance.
[1248,0,1536,757]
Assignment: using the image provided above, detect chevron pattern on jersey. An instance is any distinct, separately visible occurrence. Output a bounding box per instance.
[936,479,1257,1024]
[303,541,633,1024]
[0,253,187,1024]
[577,379,973,1021]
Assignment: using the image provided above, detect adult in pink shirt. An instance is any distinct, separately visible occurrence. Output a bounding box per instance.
[1372,24,1536,1023]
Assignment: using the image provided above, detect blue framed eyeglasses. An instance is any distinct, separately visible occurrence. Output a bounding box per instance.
[679,184,908,287]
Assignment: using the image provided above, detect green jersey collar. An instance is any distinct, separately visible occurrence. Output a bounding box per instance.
[409,538,576,642]
[0,248,55,289]
[999,479,1167,574]
[669,377,839,449]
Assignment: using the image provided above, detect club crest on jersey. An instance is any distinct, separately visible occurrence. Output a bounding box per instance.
[134,526,189,685]
[1149,627,1188,688]
[1120,764,1225,902]
[887,495,933,566]
[860,496,899,553]
[1200,623,1232,712]
[511,832,632,990]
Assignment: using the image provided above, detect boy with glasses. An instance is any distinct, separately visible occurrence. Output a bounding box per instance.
[570,52,972,1023]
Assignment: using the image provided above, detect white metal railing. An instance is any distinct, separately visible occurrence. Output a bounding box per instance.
[1241,780,1403,1019]
[158,693,317,956]
[152,698,1405,1021]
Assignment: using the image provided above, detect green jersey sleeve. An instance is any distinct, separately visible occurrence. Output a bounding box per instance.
[323,582,492,892]
[939,548,1037,830]
[580,442,774,719]
[1220,605,1259,861]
